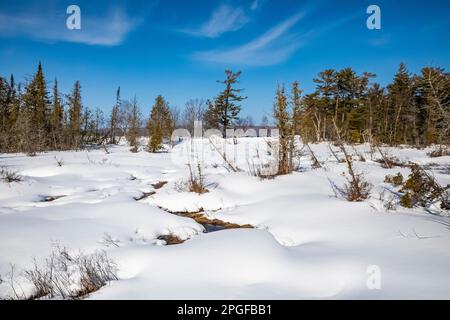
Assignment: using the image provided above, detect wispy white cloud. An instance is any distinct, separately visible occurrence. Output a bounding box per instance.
[182,4,249,38]
[250,0,260,11]
[250,0,267,11]
[0,6,142,46]
[192,7,361,67]
[192,12,305,66]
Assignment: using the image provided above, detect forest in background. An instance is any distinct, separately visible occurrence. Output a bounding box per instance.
[0,62,449,155]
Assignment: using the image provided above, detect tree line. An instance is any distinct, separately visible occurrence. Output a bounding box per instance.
[296,64,450,146]
[0,63,174,154]
[0,63,104,154]
[0,62,449,155]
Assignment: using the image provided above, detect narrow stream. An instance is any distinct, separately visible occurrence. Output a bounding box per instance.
[135,180,253,245]
[158,210,253,245]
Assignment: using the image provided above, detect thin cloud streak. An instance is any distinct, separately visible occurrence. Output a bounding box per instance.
[0,6,142,46]
[181,4,249,38]
[192,8,358,67]
[192,12,305,66]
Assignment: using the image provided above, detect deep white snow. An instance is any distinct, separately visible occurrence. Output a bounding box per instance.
[0,138,449,299]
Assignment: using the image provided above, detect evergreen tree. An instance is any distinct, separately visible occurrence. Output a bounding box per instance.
[214,70,246,135]
[68,81,82,149]
[0,76,7,151]
[23,62,50,151]
[50,79,64,149]
[334,68,360,139]
[109,87,121,144]
[313,69,336,125]
[418,67,450,145]
[0,77,7,130]
[147,95,173,152]
[387,63,416,145]
[125,96,142,152]
[3,75,20,151]
[292,81,302,135]
[367,83,386,143]
[273,85,294,175]
[346,71,375,143]
[1,62,449,154]
[24,62,50,154]
[303,68,376,143]
[203,99,220,129]
[8,75,19,131]
[8,81,23,152]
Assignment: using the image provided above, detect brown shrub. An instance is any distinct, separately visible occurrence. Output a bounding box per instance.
[337,155,372,202]
[429,146,450,158]
[400,164,450,211]
[187,163,208,194]
[384,173,404,186]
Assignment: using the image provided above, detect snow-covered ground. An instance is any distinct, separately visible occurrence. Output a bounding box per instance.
[0,137,449,299]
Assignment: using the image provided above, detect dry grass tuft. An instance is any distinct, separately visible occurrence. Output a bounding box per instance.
[3,245,118,300]
[0,167,23,183]
[187,163,208,194]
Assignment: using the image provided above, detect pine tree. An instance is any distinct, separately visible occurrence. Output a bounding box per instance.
[273,85,294,175]
[335,68,360,140]
[203,99,219,129]
[3,75,20,151]
[68,81,82,149]
[8,75,19,129]
[312,69,337,140]
[50,79,64,149]
[8,81,23,152]
[23,62,51,152]
[125,96,142,152]
[214,70,246,135]
[147,95,173,152]
[109,87,121,144]
[418,67,450,145]
[314,70,336,110]
[1,61,449,154]
[0,76,7,151]
[0,77,7,129]
[346,71,375,143]
[387,63,416,145]
[302,68,377,143]
[292,81,302,135]
[367,83,386,143]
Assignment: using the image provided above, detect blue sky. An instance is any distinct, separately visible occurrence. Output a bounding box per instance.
[1,0,450,122]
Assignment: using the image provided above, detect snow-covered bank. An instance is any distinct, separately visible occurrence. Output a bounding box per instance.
[1,139,449,299]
